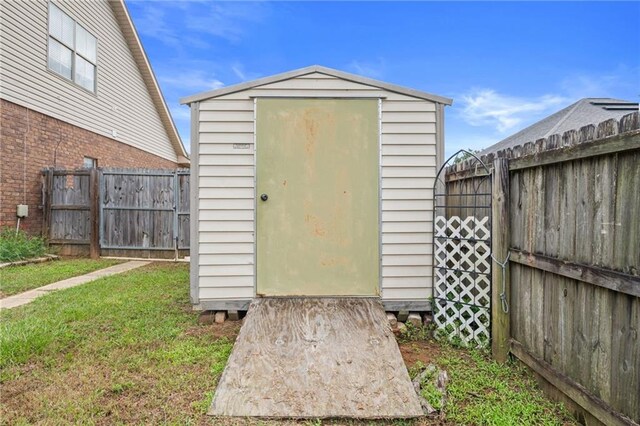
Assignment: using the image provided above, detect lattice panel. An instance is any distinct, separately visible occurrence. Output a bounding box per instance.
[434,215,491,347]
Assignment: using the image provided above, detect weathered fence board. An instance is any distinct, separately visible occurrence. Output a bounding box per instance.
[444,112,640,424]
[177,172,190,250]
[510,249,640,297]
[100,169,189,257]
[43,170,93,256]
[43,168,190,258]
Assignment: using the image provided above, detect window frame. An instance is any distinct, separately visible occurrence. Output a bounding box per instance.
[83,156,98,169]
[47,2,98,94]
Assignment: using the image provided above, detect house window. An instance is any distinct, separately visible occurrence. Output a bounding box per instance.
[48,3,97,92]
[83,157,97,168]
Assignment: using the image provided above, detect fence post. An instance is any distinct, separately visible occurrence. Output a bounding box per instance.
[173,170,179,261]
[42,169,54,239]
[89,168,100,259]
[491,157,510,362]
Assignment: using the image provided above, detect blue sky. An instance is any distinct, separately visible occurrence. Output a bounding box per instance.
[127,1,640,158]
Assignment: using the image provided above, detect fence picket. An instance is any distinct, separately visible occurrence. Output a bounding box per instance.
[43,168,190,259]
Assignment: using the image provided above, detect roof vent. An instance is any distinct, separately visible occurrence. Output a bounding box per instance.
[589,100,639,111]
[602,105,639,111]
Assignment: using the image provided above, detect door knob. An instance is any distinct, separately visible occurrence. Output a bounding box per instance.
[260,193,268,201]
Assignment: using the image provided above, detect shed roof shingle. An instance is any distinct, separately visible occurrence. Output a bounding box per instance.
[479,98,638,156]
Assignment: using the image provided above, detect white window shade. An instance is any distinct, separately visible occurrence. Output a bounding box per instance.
[75,55,95,92]
[49,3,74,47]
[76,24,96,63]
[48,38,72,79]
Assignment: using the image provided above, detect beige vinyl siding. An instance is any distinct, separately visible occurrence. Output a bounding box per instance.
[196,97,255,296]
[199,287,254,300]
[0,0,177,162]
[195,73,439,303]
[380,92,435,301]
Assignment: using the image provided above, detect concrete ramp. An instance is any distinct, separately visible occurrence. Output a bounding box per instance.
[210,298,423,419]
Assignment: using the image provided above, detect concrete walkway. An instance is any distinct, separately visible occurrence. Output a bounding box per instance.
[0,261,150,310]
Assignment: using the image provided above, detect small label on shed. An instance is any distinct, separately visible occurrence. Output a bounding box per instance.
[233,143,251,149]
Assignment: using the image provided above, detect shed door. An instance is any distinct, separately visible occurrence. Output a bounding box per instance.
[256,98,379,296]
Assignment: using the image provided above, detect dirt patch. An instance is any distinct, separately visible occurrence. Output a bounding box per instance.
[185,321,242,340]
[398,339,443,369]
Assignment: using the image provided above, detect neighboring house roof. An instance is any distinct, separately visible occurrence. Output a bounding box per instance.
[109,0,189,165]
[479,98,639,156]
[180,65,453,105]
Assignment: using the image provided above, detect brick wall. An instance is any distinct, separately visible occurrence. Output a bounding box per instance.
[0,99,181,235]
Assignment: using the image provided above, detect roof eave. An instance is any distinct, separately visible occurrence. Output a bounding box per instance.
[177,155,191,166]
[180,65,453,106]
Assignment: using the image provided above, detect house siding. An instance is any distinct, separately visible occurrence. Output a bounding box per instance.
[0,0,178,163]
[194,72,439,306]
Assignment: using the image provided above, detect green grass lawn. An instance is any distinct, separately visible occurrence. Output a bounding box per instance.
[0,262,574,425]
[0,258,124,298]
[404,343,575,426]
[0,263,236,425]
[0,228,47,263]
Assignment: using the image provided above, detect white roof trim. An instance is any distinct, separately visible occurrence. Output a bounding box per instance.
[109,0,189,164]
[180,65,453,106]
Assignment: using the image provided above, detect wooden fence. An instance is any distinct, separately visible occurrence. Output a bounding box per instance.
[42,169,99,257]
[444,112,639,425]
[42,168,189,259]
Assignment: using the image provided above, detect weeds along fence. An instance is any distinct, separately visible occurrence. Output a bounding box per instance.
[445,111,639,425]
[42,168,190,259]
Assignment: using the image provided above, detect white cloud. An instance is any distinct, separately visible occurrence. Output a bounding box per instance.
[449,66,638,155]
[159,71,224,92]
[347,58,386,79]
[130,1,269,47]
[184,2,270,43]
[445,134,498,159]
[231,64,247,81]
[231,63,261,82]
[458,89,567,133]
[129,4,181,47]
[456,65,638,138]
[559,65,640,99]
[170,105,191,122]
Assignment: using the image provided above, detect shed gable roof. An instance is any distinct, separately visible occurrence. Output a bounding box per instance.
[180,65,453,106]
[109,0,189,165]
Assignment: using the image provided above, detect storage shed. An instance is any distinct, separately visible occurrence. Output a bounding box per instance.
[181,65,452,312]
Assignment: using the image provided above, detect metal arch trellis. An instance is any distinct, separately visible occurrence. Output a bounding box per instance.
[432,150,492,347]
